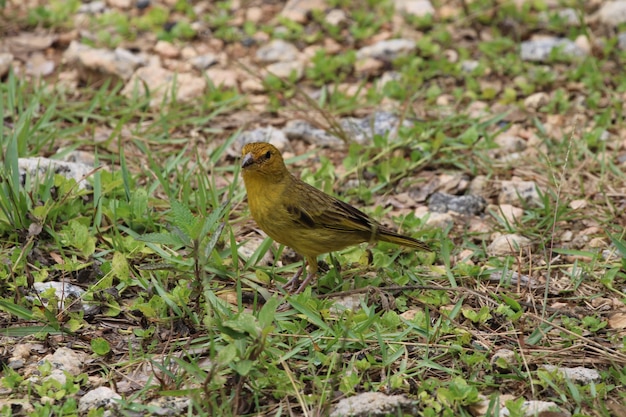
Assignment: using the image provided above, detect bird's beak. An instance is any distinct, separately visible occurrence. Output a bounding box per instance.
[241,152,254,169]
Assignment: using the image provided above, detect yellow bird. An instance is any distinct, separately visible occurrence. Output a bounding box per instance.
[240,142,429,293]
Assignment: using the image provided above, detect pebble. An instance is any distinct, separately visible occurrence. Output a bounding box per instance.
[205,68,238,89]
[490,204,524,224]
[154,40,180,59]
[597,0,626,26]
[78,387,122,414]
[78,1,106,14]
[256,39,300,63]
[524,92,549,109]
[325,9,347,26]
[393,0,435,17]
[491,348,517,368]
[499,180,542,207]
[488,234,532,256]
[18,157,93,189]
[541,365,601,384]
[0,53,14,77]
[520,37,587,62]
[357,39,416,62]
[266,60,305,80]
[283,119,344,147]
[330,392,415,417]
[428,193,487,216]
[280,0,328,23]
[63,41,143,82]
[121,66,207,107]
[189,53,218,70]
[233,126,290,156]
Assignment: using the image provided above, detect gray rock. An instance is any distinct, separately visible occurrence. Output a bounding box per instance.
[597,0,626,26]
[256,39,300,63]
[31,282,100,316]
[520,37,586,61]
[541,365,601,384]
[331,392,415,417]
[340,111,414,145]
[283,119,344,147]
[540,8,581,26]
[428,193,486,216]
[502,400,571,417]
[18,157,93,189]
[356,39,416,62]
[78,387,122,414]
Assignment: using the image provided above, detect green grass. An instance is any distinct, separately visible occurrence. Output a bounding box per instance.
[1,1,626,416]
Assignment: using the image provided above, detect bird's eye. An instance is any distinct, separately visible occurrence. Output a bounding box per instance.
[264,150,271,159]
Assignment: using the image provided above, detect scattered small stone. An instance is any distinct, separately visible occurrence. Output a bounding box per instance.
[428,193,486,216]
[0,53,14,77]
[340,111,414,145]
[354,57,384,76]
[488,234,532,256]
[245,7,264,23]
[237,238,275,267]
[280,0,328,23]
[136,0,150,10]
[541,365,601,384]
[540,8,581,26]
[424,212,453,230]
[524,92,550,109]
[78,387,122,414]
[154,40,180,59]
[31,282,100,316]
[6,33,57,54]
[489,204,524,224]
[491,348,517,368]
[460,60,479,72]
[78,1,107,14]
[488,270,540,288]
[494,133,526,153]
[189,53,218,70]
[256,39,300,63]
[393,0,435,18]
[608,312,626,329]
[146,396,191,416]
[330,392,415,417]
[205,67,238,89]
[520,37,587,62]
[39,347,89,377]
[106,0,132,9]
[266,60,305,80]
[597,0,626,26]
[283,119,344,147]
[356,39,416,62]
[499,180,542,207]
[501,400,570,417]
[331,294,362,313]
[618,32,626,50]
[325,9,347,26]
[18,157,94,189]
[63,41,144,82]
[25,52,55,77]
[240,78,265,93]
[122,66,207,107]
[233,127,290,157]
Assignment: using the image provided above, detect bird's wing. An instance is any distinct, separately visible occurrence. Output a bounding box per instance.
[283,181,377,236]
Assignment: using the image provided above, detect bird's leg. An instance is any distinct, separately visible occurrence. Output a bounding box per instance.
[283,261,305,291]
[293,256,318,294]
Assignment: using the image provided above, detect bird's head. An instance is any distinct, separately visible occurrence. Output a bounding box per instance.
[240,142,288,181]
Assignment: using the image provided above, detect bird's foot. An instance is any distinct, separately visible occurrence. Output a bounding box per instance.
[293,272,315,294]
[283,266,303,292]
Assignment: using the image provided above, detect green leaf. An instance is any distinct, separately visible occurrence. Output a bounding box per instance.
[91,337,111,356]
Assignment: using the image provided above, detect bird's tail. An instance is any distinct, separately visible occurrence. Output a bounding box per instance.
[378,230,430,251]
